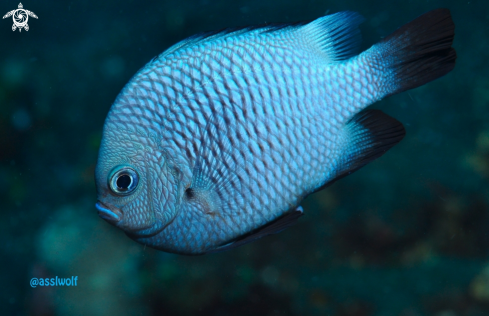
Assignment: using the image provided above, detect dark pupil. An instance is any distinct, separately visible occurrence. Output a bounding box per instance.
[116,174,132,190]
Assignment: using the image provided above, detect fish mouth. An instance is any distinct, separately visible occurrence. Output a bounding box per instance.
[96,201,123,222]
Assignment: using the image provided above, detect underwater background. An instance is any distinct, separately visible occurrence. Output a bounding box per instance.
[1,0,488,315]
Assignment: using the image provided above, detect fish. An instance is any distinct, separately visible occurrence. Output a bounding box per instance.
[94,9,456,255]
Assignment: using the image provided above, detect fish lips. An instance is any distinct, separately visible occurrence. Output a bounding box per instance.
[96,201,123,223]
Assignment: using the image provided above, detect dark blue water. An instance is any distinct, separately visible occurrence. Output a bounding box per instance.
[1,0,487,315]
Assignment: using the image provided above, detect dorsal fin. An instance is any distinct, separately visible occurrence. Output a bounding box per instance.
[207,206,304,253]
[153,23,306,61]
[152,11,364,63]
[316,109,405,191]
[297,11,364,62]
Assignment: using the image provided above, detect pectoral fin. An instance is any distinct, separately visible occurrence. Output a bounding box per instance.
[184,111,249,215]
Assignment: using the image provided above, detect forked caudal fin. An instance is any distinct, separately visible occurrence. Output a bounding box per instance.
[371,8,456,96]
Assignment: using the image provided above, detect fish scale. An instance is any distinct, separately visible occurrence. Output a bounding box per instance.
[95,9,456,254]
[132,46,357,251]
[119,51,374,243]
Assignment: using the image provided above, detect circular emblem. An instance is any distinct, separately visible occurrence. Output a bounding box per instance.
[13,9,28,28]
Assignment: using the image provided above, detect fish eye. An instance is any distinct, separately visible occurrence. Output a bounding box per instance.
[108,166,139,196]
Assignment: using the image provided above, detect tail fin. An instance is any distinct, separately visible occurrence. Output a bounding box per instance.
[374,8,456,96]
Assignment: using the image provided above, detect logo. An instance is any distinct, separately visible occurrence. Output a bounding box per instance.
[3,3,37,32]
[30,276,79,288]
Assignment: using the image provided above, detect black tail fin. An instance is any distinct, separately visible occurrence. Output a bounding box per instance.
[375,8,456,96]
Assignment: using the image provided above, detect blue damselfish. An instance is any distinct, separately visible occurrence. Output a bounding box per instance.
[95,9,456,254]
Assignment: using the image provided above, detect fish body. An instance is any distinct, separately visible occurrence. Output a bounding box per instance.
[95,9,456,254]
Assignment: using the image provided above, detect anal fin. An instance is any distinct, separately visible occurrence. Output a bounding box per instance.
[318,109,406,190]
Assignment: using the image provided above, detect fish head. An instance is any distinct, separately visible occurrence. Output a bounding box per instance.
[94,115,183,238]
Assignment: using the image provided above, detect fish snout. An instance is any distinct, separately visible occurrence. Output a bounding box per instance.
[96,201,123,223]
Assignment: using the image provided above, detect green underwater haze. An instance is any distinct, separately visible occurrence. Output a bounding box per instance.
[1,0,488,315]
